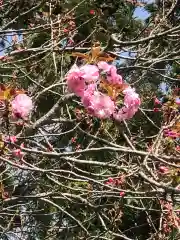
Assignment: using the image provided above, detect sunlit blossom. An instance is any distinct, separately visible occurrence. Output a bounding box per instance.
[66,63,140,121]
[11,94,33,119]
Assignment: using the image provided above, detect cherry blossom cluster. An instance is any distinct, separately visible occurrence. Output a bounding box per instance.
[4,136,24,161]
[105,176,126,197]
[66,62,140,121]
[11,94,33,120]
[0,84,33,121]
[0,89,33,170]
[160,200,180,234]
[105,176,125,186]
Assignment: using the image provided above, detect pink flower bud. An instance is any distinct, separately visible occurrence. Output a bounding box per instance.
[153,107,160,112]
[108,177,114,183]
[159,166,169,174]
[176,146,180,152]
[89,9,95,15]
[154,97,161,105]
[119,191,125,197]
[5,135,17,144]
[2,191,9,199]
[63,28,69,33]
[12,148,24,159]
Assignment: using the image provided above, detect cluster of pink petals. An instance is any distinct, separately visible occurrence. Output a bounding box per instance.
[176,145,180,152]
[163,129,180,138]
[12,148,24,159]
[66,62,140,121]
[66,64,99,97]
[113,87,141,121]
[98,61,123,85]
[82,85,115,119]
[5,135,17,144]
[158,166,169,174]
[11,94,33,119]
[105,176,125,186]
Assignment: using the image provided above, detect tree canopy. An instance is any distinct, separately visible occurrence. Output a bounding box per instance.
[0,0,179,239]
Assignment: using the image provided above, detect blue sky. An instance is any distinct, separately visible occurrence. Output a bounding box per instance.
[134,0,154,20]
[134,6,150,20]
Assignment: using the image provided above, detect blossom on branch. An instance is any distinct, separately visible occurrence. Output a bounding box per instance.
[66,60,141,122]
[83,90,115,119]
[11,94,33,119]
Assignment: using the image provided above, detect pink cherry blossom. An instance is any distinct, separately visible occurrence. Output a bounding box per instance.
[154,97,161,105]
[89,9,95,15]
[113,87,140,122]
[176,145,180,152]
[98,61,111,72]
[113,106,137,122]
[66,63,140,122]
[159,166,169,174]
[80,65,99,83]
[5,135,17,144]
[153,107,160,112]
[82,89,115,119]
[98,62,123,85]
[12,148,24,159]
[66,65,85,97]
[119,191,125,197]
[123,87,141,108]
[107,65,123,85]
[90,93,115,119]
[107,177,114,184]
[11,94,33,119]
[66,64,99,97]
[82,84,95,107]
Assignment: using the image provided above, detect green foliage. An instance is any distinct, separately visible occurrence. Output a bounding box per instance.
[0,0,179,239]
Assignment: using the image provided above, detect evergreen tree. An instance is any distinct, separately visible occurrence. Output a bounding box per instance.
[0,1,179,239]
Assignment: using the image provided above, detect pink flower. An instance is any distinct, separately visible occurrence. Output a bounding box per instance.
[80,65,99,83]
[5,135,17,144]
[113,87,140,122]
[159,166,169,174]
[113,106,138,121]
[2,191,9,199]
[164,130,178,138]
[63,28,69,33]
[123,87,141,108]
[105,177,115,185]
[89,9,95,15]
[154,97,161,105]
[108,177,114,183]
[71,137,76,143]
[12,148,23,159]
[98,62,123,85]
[66,65,85,97]
[119,191,125,197]
[82,84,96,107]
[153,107,160,112]
[107,65,123,85]
[67,38,74,46]
[83,90,115,119]
[11,94,33,119]
[75,144,81,150]
[66,65,99,97]
[176,146,180,152]
[98,61,111,72]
